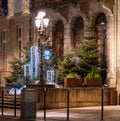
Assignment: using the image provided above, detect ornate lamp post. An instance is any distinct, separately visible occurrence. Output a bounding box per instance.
[35,11,49,85]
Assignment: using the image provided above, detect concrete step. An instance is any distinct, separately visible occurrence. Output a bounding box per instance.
[0,95,21,109]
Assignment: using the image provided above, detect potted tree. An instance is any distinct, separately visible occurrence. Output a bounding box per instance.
[56,26,105,87]
[76,26,103,87]
[64,73,82,87]
[56,52,82,87]
[84,68,102,87]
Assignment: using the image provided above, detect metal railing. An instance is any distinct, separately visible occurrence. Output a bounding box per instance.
[0,87,105,121]
[0,88,18,117]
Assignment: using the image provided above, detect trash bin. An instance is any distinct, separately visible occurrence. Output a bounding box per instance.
[20,88,36,119]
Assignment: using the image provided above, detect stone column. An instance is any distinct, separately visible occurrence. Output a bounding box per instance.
[64,23,71,54]
[116,0,120,104]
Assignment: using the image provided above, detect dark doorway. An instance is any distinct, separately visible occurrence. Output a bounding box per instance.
[52,20,64,58]
[95,13,107,84]
[72,17,84,48]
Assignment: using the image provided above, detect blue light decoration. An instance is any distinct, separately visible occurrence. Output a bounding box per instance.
[43,46,52,60]
[43,46,55,85]
[30,46,39,79]
[23,45,55,85]
[24,63,30,78]
[46,70,55,85]
[0,0,8,16]
[44,50,51,60]
[9,85,26,95]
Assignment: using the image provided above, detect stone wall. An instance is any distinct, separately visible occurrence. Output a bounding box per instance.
[35,87,117,109]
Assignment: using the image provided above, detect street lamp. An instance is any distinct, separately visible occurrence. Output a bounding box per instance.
[96,22,107,121]
[35,11,49,86]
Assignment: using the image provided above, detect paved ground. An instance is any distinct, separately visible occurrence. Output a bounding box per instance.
[0,106,120,121]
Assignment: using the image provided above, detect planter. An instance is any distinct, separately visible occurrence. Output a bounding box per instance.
[64,78,83,87]
[84,78,102,87]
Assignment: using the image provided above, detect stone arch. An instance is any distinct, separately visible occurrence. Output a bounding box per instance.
[99,3,116,87]
[91,2,116,87]
[95,12,107,84]
[91,1,113,26]
[52,20,64,58]
[68,5,88,51]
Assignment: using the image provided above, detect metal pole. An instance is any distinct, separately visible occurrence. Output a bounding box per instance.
[14,88,16,117]
[67,87,70,121]
[44,87,46,121]
[1,90,4,116]
[38,34,44,86]
[101,85,104,121]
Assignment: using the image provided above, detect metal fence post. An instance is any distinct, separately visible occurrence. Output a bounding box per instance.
[44,87,46,121]
[67,87,70,121]
[14,88,16,117]
[1,89,4,116]
[101,85,104,121]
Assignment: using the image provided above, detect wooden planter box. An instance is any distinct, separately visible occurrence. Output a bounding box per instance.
[64,78,83,87]
[84,78,102,87]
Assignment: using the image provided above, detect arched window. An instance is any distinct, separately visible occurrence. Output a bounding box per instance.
[17,26,23,59]
[2,29,7,70]
[72,17,84,48]
[95,13,107,84]
[52,20,64,58]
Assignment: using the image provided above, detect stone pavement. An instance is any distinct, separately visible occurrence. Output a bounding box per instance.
[0,106,120,121]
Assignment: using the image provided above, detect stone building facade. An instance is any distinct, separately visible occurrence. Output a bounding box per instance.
[0,0,33,86]
[0,0,120,101]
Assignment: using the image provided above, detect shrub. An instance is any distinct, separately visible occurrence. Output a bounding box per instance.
[66,73,81,79]
[85,72,101,79]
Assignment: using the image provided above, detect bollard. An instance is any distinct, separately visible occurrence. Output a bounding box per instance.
[44,87,46,121]
[101,85,104,121]
[100,84,107,121]
[20,88,36,119]
[1,90,4,116]
[67,87,70,121]
[14,88,16,117]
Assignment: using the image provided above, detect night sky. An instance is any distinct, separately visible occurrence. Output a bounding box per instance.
[0,0,8,16]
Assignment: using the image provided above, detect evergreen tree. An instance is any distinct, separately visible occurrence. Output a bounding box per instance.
[55,26,105,85]
[6,57,24,87]
[76,26,102,79]
[56,52,80,85]
[5,43,32,87]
